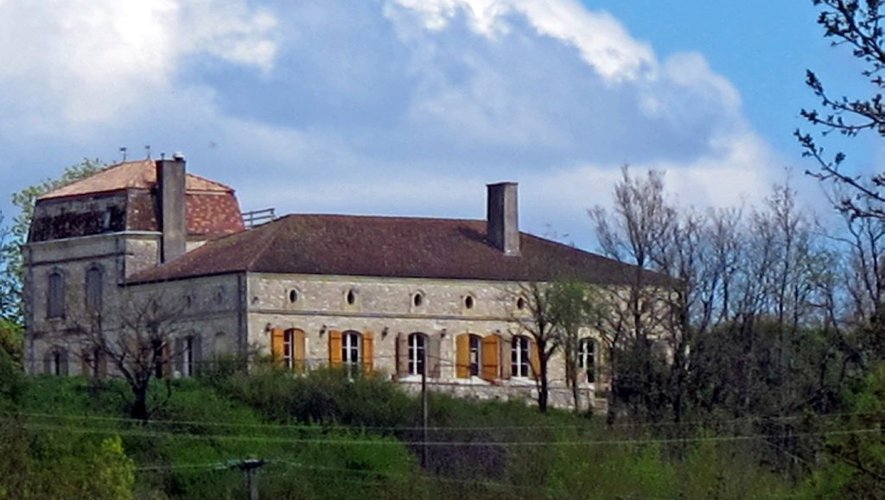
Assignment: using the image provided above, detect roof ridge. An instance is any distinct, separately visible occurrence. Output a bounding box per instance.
[38,161,133,199]
[277,213,484,223]
[184,171,235,192]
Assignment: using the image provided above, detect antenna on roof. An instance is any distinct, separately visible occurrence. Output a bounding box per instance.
[119,147,127,162]
[145,145,151,159]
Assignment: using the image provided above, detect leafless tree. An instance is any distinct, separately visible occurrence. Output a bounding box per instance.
[590,167,682,422]
[78,292,187,422]
[546,282,609,412]
[508,281,561,413]
[797,0,885,220]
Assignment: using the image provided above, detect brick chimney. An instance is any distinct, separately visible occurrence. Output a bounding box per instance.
[487,182,520,256]
[156,154,187,263]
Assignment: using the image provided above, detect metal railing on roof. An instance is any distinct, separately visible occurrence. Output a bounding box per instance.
[242,208,276,229]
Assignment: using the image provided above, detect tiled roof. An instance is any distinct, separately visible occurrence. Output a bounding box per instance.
[29,160,244,242]
[124,191,245,237]
[129,214,675,286]
[39,160,234,200]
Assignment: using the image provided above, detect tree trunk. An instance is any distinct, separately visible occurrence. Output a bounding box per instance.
[131,385,149,423]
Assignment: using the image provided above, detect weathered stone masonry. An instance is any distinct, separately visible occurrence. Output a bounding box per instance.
[24,158,674,411]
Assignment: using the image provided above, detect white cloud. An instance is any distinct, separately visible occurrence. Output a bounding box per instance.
[389,0,655,80]
[0,0,798,249]
[0,0,277,129]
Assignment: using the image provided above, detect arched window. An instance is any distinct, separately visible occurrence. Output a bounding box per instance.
[329,330,373,375]
[408,333,426,375]
[43,347,68,376]
[270,328,305,372]
[85,265,103,313]
[511,335,531,378]
[578,338,595,383]
[47,270,65,319]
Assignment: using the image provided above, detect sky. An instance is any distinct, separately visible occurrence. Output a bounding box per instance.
[0,0,879,249]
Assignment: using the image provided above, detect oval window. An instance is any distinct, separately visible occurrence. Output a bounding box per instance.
[464,295,475,309]
[288,289,299,303]
[413,292,424,307]
[346,289,357,305]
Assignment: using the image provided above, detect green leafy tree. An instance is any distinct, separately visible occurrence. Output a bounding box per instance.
[86,436,135,500]
[802,362,885,497]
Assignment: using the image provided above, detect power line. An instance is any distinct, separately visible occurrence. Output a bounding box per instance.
[3,409,879,433]
[14,421,880,447]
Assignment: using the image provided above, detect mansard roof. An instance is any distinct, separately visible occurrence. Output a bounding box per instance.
[29,160,244,242]
[129,214,675,286]
[38,160,233,200]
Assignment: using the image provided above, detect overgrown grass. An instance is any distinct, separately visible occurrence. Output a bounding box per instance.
[2,366,848,499]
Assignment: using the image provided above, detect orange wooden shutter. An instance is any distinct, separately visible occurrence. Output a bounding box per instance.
[328,330,342,367]
[499,337,511,380]
[531,339,541,380]
[395,333,408,377]
[293,329,306,373]
[362,331,374,373]
[270,327,284,364]
[455,334,470,378]
[427,334,441,378]
[481,335,500,381]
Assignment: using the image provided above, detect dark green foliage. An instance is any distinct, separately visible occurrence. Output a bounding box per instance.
[3,362,878,498]
[211,364,419,430]
[801,362,885,498]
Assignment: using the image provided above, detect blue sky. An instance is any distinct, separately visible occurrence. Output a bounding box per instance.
[0,0,878,249]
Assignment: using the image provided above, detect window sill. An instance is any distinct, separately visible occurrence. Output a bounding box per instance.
[504,377,535,387]
[452,376,490,385]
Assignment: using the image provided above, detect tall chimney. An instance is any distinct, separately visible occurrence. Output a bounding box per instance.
[157,153,187,263]
[487,182,520,256]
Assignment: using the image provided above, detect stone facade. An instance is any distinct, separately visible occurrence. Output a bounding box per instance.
[22,158,675,413]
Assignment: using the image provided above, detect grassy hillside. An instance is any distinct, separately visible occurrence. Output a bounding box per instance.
[1,361,878,499]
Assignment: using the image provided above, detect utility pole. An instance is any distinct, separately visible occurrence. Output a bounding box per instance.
[421,350,428,468]
[230,459,266,500]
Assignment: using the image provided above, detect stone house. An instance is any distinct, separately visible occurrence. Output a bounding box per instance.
[23,157,673,411]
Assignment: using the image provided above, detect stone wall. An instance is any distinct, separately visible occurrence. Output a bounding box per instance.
[23,235,609,412]
[245,272,607,411]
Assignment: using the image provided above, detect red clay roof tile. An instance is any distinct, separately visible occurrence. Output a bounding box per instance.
[129,214,675,286]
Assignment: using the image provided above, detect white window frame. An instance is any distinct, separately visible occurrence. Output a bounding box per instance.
[184,336,195,377]
[408,333,425,375]
[468,334,481,377]
[343,331,361,366]
[511,336,531,378]
[282,330,294,369]
[578,338,595,383]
